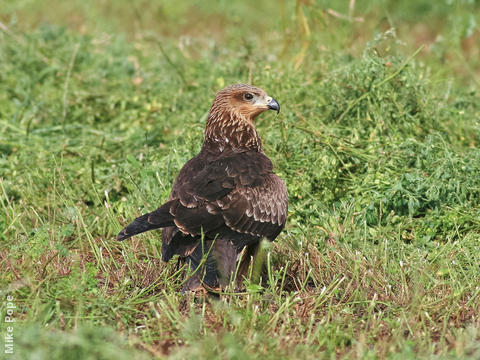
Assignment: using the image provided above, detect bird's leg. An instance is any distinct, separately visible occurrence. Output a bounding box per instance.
[236,242,261,290]
[181,240,218,293]
[212,240,237,289]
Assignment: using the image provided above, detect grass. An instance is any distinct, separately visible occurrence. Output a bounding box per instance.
[1,0,480,358]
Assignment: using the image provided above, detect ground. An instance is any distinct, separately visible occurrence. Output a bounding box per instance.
[1,0,480,359]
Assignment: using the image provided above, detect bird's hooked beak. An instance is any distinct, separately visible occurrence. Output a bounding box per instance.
[266,97,280,114]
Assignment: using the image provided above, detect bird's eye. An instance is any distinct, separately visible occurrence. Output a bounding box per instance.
[244,93,254,101]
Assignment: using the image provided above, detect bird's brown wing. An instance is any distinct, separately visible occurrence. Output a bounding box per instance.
[154,150,288,242]
[219,175,288,240]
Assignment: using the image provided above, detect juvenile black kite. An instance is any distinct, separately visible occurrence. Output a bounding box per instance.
[117,84,288,291]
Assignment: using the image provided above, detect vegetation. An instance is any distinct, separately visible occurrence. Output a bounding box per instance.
[1,0,480,358]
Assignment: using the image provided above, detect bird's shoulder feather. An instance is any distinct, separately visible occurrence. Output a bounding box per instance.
[172,148,273,204]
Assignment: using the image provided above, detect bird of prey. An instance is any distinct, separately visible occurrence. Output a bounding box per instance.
[117,84,288,292]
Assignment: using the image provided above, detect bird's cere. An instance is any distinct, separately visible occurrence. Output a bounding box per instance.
[267,97,280,113]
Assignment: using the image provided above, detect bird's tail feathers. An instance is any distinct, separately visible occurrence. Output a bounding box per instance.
[117,201,175,241]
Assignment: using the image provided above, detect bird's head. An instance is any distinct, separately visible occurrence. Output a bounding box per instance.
[205,84,280,152]
[211,84,280,121]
